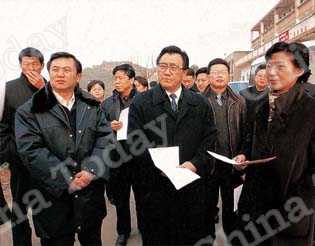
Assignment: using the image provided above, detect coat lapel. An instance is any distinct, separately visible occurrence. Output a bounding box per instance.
[49,104,71,129]
[270,84,304,135]
[176,90,189,125]
[152,85,177,120]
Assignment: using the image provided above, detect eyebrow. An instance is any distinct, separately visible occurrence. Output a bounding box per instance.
[51,66,72,69]
[268,61,286,64]
[210,69,228,72]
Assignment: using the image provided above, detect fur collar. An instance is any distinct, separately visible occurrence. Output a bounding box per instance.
[31,83,99,113]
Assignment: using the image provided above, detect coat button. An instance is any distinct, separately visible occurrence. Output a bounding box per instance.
[78,130,82,134]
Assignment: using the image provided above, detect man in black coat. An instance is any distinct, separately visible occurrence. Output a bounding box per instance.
[182,67,198,92]
[128,45,217,245]
[203,58,249,235]
[0,81,8,226]
[233,42,315,246]
[15,52,111,246]
[0,47,46,245]
[101,64,139,246]
[240,64,269,121]
[303,82,315,97]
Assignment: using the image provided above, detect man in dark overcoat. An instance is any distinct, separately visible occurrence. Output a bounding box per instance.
[128,45,217,245]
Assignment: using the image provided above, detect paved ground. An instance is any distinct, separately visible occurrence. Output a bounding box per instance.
[0,169,228,246]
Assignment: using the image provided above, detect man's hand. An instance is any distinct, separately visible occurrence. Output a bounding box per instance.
[177,161,197,173]
[111,120,123,131]
[68,178,83,193]
[75,170,95,187]
[68,171,95,193]
[24,71,45,89]
[233,154,248,171]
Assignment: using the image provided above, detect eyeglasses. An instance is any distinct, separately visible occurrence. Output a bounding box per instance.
[157,63,183,73]
[196,78,208,83]
[209,70,229,76]
[266,63,288,72]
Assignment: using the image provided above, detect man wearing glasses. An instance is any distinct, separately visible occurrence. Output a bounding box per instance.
[203,58,248,236]
[102,64,140,246]
[128,45,217,245]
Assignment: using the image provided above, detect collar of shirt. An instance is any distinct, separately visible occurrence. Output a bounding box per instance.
[210,89,227,100]
[165,86,182,105]
[52,90,75,111]
[120,94,131,104]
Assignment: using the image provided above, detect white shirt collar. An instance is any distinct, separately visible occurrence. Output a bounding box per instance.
[165,86,182,105]
[52,90,75,111]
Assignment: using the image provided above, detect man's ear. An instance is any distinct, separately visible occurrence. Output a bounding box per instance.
[295,67,305,78]
[76,73,82,83]
[40,63,45,72]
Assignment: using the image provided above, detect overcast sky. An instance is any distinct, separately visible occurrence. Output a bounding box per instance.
[0,0,279,81]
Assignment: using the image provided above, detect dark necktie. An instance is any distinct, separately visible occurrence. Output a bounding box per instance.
[170,94,177,112]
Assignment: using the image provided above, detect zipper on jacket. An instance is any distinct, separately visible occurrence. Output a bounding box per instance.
[58,104,72,132]
[227,101,236,157]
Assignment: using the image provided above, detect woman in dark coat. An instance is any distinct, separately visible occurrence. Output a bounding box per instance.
[232,42,315,246]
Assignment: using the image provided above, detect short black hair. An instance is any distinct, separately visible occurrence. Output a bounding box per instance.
[47,52,82,74]
[135,76,148,88]
[265,42,310,83]
[207,58,230,74]
[19,47,44,64]
[255,64,266,75]
[87,80,105,92]
[196,67,208,77]
[112,64,135,79]
[185,68,195,77]
[156,45,189,70]
[149,81,158,88]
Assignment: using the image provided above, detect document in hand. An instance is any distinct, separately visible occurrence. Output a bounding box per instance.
[117,107,129,141]
[234,184,243,212]
[207,151,276,165]
[149,146,200,190]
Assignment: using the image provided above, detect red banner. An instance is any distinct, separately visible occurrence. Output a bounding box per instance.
[279,31,289,42]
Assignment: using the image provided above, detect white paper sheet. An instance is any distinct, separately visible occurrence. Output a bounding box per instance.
[0,81,5,121]
[234,184,243,212]
[117,107,129,141]
[149,147,200,190]
[207,151,276,165]
[208,151,238,165]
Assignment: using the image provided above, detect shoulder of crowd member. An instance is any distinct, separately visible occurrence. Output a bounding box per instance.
[184,88,213,114]
[101,94,115,110]
[188,88,208,103]
[303,87,315,108]
[202,84,212,97]
[302,83,315,98]
[76,87,100,107]
[226,86,244,103]
[190,84,199,93]
[15,96,33,118]
[5,76,23,90]
[132,86,154,107]
[239,87,249,98]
